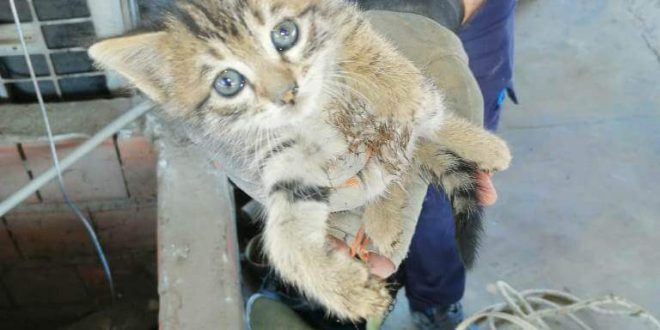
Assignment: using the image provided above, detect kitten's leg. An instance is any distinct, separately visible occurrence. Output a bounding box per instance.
[431,112,512,172]
[415,113,512,268]
[362,183,406,263]
[417,112,512,267]
[362,169,428,267]
[261,146,390,321]
[362,114,511,269]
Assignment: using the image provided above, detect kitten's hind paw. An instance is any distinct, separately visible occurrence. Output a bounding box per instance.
[476,135,512,172]
[433,114,513,172]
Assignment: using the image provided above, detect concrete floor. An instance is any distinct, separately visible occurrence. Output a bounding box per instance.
[385,0,660,328]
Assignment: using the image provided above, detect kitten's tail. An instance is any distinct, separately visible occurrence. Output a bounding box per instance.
[422,148,484,269]
[418,113,511,269]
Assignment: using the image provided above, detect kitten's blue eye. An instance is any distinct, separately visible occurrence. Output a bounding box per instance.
[271,20,299,52]
[214,69,245,97]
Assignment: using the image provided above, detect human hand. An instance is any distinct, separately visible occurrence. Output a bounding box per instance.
[328,236,396,279]
[476,170,498,206]
[328,170,498,278]
[463,0,488,24]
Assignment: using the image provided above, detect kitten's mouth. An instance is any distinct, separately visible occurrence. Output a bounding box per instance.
[286,93,307,112]
[273,96,313,126]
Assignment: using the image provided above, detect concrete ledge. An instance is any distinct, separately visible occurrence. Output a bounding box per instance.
[156,132,243,329]
[0,98,139,143]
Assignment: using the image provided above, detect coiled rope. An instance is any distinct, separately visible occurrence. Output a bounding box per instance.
[456,281,660,330]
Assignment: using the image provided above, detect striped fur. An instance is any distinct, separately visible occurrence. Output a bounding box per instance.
[88,0,511,321]
[426,149,484,269]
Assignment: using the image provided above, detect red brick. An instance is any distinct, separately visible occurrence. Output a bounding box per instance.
[0,304,93,329]
[22,138,128,203]
[0,220,20,261]
[4,211,94,258]
[3,265,88,305]
[77,263,112,302]
[116,136,157,201]
[77,255,148,301]
[0,144,39,204]
[92,206,156,252]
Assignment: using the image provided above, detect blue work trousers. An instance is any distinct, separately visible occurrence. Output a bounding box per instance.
[405,0,517,311]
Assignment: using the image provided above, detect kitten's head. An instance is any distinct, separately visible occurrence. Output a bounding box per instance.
[90,0,359,131]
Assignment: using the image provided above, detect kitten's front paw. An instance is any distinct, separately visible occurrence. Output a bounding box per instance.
[341,277,392,320]
[323,253,392,321]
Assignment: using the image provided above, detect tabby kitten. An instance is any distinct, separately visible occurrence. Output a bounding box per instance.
[89,0,511,320]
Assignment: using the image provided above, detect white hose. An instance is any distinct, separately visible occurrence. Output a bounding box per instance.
[456,281,660,330]
[0,101,153,217]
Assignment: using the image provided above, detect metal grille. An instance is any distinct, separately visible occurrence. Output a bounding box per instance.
[0,0,138,103]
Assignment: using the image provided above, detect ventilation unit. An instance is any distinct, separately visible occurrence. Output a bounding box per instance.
[0,0,138,103]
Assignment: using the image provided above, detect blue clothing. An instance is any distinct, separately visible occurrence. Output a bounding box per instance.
[405,186,466,310]
[405,0,517,310]
[460,0,517,131]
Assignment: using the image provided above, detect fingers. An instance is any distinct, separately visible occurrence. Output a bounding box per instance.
[328,236,350,255]
[366,253,396,279]
[327,236,395,279]
[463,0,488,24]
[476,171,498,206]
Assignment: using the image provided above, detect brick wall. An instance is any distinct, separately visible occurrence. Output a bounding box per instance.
[0,134,158,329]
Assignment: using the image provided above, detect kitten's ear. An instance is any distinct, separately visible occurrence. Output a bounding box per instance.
[89,32,170,102]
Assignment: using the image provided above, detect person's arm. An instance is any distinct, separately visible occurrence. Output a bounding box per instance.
[357,0,488,32]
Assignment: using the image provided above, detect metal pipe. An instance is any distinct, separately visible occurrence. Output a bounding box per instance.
[0,101,154,217]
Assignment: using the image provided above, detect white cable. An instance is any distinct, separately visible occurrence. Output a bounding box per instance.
[0,101,153,217]
[456,281,660,330]
[9,0,115,298]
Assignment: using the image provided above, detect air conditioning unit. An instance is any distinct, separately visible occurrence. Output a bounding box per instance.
[0,0,139,103]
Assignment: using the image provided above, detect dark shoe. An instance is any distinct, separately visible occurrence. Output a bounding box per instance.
[410,302,477,330]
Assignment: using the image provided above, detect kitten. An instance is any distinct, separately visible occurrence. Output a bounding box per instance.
[89,0,511,320]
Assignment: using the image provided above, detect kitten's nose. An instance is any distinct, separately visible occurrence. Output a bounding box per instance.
[277,82,298,105]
